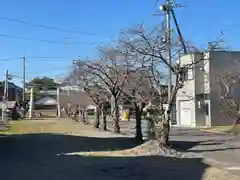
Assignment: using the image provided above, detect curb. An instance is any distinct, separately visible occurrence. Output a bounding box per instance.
[200,128,229,135]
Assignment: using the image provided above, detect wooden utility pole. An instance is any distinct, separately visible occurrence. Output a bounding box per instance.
[22,56,26,101]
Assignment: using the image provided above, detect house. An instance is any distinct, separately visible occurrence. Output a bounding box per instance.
[0,82,23,102]
[59,90,94,111]
[32,88,95,117]
[0,82,22,119]
[6,101,20,120]
[34,94,57,110]
[176,51,240,127]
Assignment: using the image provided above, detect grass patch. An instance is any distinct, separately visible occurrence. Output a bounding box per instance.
[202,126,232,133]
[0,119,107,137]
[0,120,60,134]
[201,124,240,136]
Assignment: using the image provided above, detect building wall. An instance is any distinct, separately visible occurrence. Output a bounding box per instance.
[209,51,240,126]
[0,87,22,102]
[177,54,196,98]
[194,53,211,126]
[176,54,197,126]
[176,51,240,127]
[176,52,212,127]
[194,53,210,94]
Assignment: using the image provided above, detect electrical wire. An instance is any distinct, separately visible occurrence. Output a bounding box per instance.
[0,57,21,62]
[0,33,99,45]
[0,56,68,62]
[27,56,66,59]
[153,0,160,12]
[0,16,112,37]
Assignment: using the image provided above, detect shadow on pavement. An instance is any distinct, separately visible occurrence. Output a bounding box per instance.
[170,140,202,151]
[0,133,139,160]
[170,139,240,153]
[0,133,211,180]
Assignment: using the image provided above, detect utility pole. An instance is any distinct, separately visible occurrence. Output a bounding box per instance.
[159,1,172,103]
[159,0,186,102]
[1,70,9,124]
[4,70,8,101]
[56,86,61,117]
[166,4,172,103]
[72,60,81,90]
[67,87,70,96]
[28,86,34,119]
[22,56,26,102]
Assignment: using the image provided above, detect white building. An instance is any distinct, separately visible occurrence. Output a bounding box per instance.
[176,51,240,127]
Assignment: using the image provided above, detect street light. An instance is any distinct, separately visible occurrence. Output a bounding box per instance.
[159,3,171,12]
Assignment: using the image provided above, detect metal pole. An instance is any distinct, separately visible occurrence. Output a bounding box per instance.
[28,87,33,119]
[67,87,70,96]
[4,70,8,100]
[1,70,8,123]
[22,56,26,101]
[56,86,61,117]
[72,60,81,90]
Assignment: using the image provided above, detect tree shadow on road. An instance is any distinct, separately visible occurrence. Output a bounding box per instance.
[0,133,138,160]
[170,139,240,153]
[170,140,203,151]
[0,134,213,180]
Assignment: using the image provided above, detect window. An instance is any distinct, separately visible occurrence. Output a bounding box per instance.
[186,68,193,80]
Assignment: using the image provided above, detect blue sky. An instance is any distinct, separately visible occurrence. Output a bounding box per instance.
[0,0,240,86]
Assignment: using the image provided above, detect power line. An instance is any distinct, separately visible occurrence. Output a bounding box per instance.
[0,56,69,62]
[0,33,100,45]
[27,56,66,59]
[0,16,112,37]
[0,57,21,62]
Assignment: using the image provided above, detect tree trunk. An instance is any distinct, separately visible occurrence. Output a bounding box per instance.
[85,110,89,124]
[111,96,120,133]
[81,108,86,123]
[94,106,100,128]
[155,120,170,147]
[128,109,131,121]
[102,109,107,131]
[155,105,171,151]
[135,103,143,143]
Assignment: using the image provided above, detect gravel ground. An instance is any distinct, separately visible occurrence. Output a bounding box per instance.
[0,119,239,180]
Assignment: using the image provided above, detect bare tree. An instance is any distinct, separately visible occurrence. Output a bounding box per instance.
[119,25,186,151]
[119,24,223,153]
[214,62,240,135]
[84,85,110,130]
[78,46,133,133]
[121,65,151,142]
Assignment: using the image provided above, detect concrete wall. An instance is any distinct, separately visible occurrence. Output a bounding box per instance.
[176,54,197,126]
[176,53,211,127]
[209,51,240,126]
[177,54,196,98]
[193,53,211,126]
[176,51,240,127]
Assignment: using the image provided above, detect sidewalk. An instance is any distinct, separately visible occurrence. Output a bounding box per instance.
[169,127,240,178]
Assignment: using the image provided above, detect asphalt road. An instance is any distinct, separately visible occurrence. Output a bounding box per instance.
[0,119,239,179]
[116,119,240,177]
